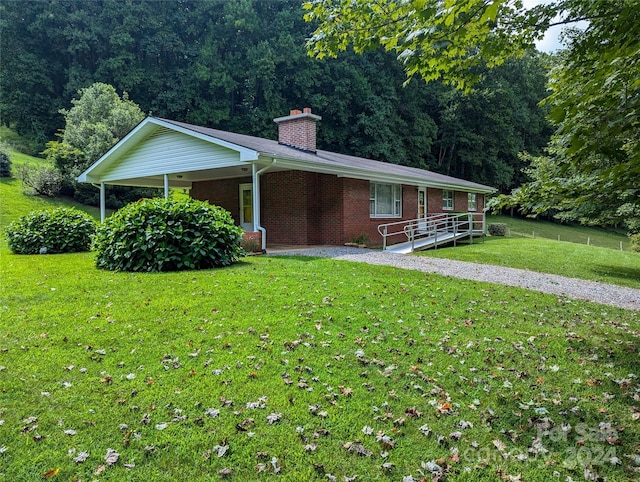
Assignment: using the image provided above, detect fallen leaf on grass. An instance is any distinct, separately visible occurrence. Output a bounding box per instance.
[343,442,373,457]
[212,444,229,457]
[41,468,59,478]
[339,386,353,396]
[73,451,89,463]
[104,448,119,465]
[493,439,507,452]
[496,470,522,481]
[266,413,283,424]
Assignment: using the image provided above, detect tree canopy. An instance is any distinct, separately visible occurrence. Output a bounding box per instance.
[491,1,640,229]
[305,0,640,229]
[1,0,551,194]
[304,0,558,90]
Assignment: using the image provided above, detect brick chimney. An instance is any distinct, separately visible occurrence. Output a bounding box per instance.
[273,107,322,152]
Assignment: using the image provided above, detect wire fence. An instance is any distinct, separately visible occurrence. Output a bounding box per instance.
[505,228,629,251]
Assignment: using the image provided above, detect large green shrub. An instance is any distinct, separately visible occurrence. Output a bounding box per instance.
[5,207,96,254]
[93,198,244,272]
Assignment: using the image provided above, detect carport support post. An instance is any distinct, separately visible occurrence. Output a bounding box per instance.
[100,183,106,222]
[164,174,169,199]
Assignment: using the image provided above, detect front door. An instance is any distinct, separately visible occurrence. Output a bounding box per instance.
[417,187,427,231]
[239,183,253,231]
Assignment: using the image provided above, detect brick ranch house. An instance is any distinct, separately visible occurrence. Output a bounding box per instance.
[78,109,495,251]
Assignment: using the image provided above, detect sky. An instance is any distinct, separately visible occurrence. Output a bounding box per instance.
[522,0,565,53]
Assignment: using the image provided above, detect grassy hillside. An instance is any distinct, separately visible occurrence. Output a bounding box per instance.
[488,214,629,251]
[1,145,638,480]
[0,150,100,231]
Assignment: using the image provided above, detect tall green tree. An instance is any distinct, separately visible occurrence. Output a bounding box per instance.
[304,0,557,90]
[490,1,640,229]
[44,82,150,207]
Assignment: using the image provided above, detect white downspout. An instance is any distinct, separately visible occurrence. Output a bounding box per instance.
[252,159,276,252]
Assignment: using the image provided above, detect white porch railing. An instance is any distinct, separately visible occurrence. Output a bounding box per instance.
[377,212,486,253]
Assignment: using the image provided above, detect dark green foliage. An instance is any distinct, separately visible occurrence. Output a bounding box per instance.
[0,146,12,177]
[73,182,161,210]
[93,198,244,272]
[0,0,551,192]
[5,207,96,254]
[488,223,507,236]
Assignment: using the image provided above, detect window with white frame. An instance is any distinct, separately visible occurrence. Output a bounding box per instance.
[370,182,402,217]
[468,193,477,211]
[442,190,454,210]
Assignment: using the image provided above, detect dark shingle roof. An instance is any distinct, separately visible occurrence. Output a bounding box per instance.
[158,118,495,193]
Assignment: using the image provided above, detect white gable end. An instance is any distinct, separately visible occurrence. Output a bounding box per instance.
[95,127,248,183]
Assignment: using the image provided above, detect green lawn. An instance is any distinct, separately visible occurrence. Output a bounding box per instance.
[1,250,639,481]
[489,214,629,251]
[1,152,639,480]
[418,237,640,289]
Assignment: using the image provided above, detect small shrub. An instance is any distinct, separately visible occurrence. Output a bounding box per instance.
[630,233,640,253]
[93,198,244,272]
[488,223,507,236]
[352,234,369,245]
[242,237,262,254]
[5,207,96,254]
[17,164,64,197]
[0,145,12,178]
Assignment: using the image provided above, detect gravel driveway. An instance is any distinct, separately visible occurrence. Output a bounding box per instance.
[270,246,640,311]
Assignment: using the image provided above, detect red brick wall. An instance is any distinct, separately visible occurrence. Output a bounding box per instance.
[427,188,443,214]
[191,173,486,247]
[261,170,309,244]
[425,188,484,213]
[318,174,343,245]
[190,176,252,221]
[341,180,421,246]
[261,171,344,245]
